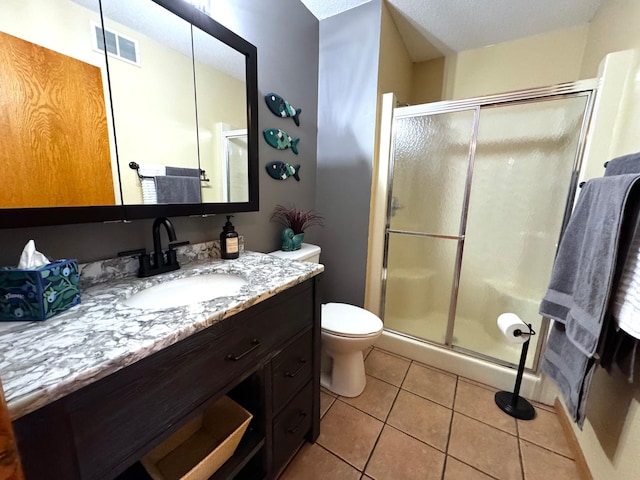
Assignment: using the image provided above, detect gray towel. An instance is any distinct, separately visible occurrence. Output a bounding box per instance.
[540,174,640,357]
[604,152,640,176]
[541,322,596,426]
[155,175,202,203]
[540,173,640,426]
[166,166,201,178]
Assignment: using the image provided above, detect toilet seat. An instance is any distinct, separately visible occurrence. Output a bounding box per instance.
[321,303,383,338]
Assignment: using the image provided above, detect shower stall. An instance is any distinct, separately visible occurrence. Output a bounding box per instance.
[371,81,596,376]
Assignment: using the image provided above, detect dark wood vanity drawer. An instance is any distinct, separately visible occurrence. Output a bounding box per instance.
[272,381,313,472]
[272,329,313,413]
[65,281,314,480]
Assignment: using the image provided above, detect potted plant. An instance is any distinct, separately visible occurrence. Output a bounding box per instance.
[271,204,324,251]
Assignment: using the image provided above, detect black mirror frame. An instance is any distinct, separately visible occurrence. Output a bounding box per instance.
[0,0,259,229]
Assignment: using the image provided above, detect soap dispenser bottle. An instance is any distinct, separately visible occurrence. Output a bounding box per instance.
[220,215,239,259]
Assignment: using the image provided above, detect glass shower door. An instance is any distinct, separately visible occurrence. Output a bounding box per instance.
[383,109,476,343]
[453,96,589,366]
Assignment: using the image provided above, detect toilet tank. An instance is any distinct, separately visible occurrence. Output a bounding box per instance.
[269,243,321,263]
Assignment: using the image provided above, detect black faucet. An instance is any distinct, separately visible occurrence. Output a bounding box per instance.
[152,217,177,268]
[117,217,189,278]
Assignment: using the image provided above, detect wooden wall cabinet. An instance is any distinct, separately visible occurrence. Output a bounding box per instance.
[13,276,321,480]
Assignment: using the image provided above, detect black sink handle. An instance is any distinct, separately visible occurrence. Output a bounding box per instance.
[168,241,190,251]
[117,248,146,257]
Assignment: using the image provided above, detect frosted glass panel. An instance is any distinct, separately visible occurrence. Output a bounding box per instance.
[389,110,475,236]
[453,96,588,366]
[384,233,458,344]
[228,135,248,202]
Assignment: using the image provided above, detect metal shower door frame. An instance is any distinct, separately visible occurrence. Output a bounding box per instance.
[381,79,597,371]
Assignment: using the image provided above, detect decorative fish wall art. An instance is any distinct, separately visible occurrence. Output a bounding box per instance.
[265,93,302,126]
[266,161,301,181]
[263,128,299,154]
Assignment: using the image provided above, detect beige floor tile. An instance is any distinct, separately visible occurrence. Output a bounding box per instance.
[364,346,373,360]
[365,425,445,480]
[517,408,573,458]
[320,390,336,418]
[387,390,452,452]
[520,440,581,480]
[365,349,411,386]
[454,379,517,435]
[443,456,494,480]
[449,413,521,480]
[321,385,337,397]
[317,400,383,470]
[340,375,399,421]
[402,362,457,408]
[278,442,361,480]
[529,399,556,414]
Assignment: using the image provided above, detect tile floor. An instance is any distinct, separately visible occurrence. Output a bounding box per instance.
[279,347,582,480]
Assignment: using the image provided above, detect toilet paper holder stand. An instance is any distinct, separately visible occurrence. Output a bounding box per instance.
[495,323,537,420]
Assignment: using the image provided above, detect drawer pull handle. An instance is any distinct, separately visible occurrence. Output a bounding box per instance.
[287,412,308,434]
[285,358,307,378]
[226,339,260,361]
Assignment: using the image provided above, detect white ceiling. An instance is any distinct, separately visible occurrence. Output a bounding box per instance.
[299,0,603,62]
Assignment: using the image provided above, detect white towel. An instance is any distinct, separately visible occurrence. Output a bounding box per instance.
[137,164,166,205]
[612,230,640,339]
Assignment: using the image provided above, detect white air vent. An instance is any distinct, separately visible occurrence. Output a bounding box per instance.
[91,22,140,66]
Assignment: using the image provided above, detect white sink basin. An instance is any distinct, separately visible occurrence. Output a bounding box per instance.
[124,273,247,309]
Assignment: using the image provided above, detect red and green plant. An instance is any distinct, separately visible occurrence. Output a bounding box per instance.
[270,204,324,235]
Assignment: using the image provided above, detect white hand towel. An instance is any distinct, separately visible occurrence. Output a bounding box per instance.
[612,231,640,339]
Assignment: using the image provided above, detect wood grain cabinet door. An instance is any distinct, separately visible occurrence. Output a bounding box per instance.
[0,31,115,208]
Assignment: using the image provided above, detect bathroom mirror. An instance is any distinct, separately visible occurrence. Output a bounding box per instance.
[0,0,258,227]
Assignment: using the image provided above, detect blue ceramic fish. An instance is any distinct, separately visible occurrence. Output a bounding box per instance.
[263,128,299,154]
[266,161,301,181]
[265,93,301,126]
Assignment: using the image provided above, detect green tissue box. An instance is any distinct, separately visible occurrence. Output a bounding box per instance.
[0,260,81,321]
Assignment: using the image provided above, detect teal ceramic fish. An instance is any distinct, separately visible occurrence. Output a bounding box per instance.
[266,161,301,181]
[263,128,299,154]
[265,93,301,126]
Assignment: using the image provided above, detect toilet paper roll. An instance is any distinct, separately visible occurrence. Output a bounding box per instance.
[497,313,530,344]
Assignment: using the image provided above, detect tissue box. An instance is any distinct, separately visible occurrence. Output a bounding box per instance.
[0,260,81,321]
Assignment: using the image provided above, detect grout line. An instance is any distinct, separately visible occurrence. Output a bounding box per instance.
[518,437,578,461]
[445,375,459,455]
[315,442,365,474]
[516,417,525,480]
[446,453,502,480]
[454,409,519,437]
[383,416,449,455]
[320,394,336,420]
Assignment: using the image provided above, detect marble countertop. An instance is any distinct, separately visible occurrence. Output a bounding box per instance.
[0,251,323,420]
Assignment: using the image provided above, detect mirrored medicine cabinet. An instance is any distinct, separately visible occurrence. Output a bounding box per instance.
[0,0,259,227]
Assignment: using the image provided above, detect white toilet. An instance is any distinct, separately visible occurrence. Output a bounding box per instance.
[269,243,383,397]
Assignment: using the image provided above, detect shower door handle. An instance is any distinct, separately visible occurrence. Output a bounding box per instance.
[390,196,403,217]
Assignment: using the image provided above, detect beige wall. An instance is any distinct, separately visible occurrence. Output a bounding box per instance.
[443,25,589,100]
[567,3,640,479]
[580,0,640,78]
[411,57,445,104]
[378,1,412,104]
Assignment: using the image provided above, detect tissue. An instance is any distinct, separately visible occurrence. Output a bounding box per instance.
[18,240,50,269]
[497,313,530,344]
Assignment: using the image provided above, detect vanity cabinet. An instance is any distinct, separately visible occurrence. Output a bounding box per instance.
[12,276,321,480]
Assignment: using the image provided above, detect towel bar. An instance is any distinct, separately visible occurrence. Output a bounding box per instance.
[129,162,209,182]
